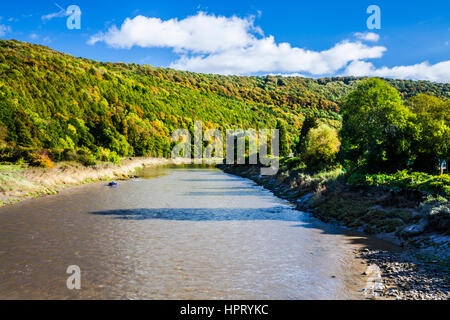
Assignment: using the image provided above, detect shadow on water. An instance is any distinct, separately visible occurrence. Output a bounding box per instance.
[90,207,304,222]
[88,208,400,250]
[184,190,270,197]
[180,179,239,182]
[194,187,257,190]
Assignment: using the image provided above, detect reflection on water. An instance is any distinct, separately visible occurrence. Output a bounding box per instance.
[0,167,393,300]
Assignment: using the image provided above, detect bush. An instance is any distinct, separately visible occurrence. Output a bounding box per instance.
[348,170,450,197]
[303,124,341,171]
[95,147,121,164]
[419,175,450,196]
[61,149,78,161]
[280,157,304,170]
[29,151,54,168]
[77,154,97,167]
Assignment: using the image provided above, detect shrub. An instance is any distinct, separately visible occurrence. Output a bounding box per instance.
[348,171,450,197]
[61,149,78,161]
[303,124,341,171]
[29,151,54,168]
[77,154,97,167]
[0,125,7,148]
[95,147,121,164]
[281,157,304,170]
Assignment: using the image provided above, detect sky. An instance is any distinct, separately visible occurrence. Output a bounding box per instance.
[0,0,449,82]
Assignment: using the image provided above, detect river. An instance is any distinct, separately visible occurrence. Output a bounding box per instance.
[0,166,394,299]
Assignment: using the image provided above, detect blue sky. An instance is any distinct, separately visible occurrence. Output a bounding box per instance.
[1,0,449,82]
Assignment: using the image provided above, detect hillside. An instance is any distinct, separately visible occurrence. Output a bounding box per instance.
[0,39,449,162]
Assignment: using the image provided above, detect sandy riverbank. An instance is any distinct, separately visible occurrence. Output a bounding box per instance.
[0,158,187,206]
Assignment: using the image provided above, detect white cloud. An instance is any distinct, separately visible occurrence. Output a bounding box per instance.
[0,24,11,36]
[354,32,380,42]
[42,3,69,21]
[90,12,385,75]
[42,10,67,21]
[88,12,261,53]
[88,12,450,82]
[170,38,386,75]
[269,73,308,78]
[344,60,450,83]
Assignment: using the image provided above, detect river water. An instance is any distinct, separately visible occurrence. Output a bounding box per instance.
[0,166,394,300]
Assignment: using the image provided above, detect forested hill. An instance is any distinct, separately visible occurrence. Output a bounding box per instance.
[0,39,449,161]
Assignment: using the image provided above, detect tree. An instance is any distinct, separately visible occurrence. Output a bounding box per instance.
[0,125,7,148]
[276,119,290,157]
[296,115,318,155]
[340,78,416,173]
[406,94,450,173]
[304,124,341,170]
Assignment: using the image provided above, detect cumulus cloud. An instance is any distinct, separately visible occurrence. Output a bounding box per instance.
[354,32,380,42]
[170,38,386,75]
[88,12,261,53]
[88,12,449,82]
[89,12,385,75]
[344,60,450,83]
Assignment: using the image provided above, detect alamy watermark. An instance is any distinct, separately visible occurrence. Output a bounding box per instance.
[171,121,280,176]
[66,5,81,30]
[367,5,381,30]
[43,3,81,30]
[66,265,81,290]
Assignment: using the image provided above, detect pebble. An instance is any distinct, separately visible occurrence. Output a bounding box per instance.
[357,248,449,300]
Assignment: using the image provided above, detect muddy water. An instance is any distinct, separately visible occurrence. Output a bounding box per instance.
[0,167,394,300]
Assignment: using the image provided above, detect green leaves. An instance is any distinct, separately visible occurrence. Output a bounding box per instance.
[276,119,290,157]
[0,39,448,173]
[348,171,450,197]
[406,94,450,173]
[303,124,341,171]
[342,79,421,173]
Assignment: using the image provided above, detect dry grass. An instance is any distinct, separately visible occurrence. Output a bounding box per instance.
[0,158,186,206]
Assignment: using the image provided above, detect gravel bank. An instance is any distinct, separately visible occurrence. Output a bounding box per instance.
[357,248,449,300]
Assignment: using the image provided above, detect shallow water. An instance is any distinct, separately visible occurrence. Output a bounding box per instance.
[0,167,394,299]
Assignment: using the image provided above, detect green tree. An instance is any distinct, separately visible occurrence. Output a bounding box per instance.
[0,125,7,148]
[277,119,290,157]
[1,39,448,166]
[340,78,416,173]
[406,94,450,173]
[304,124,341,170]
[296,115,319,155]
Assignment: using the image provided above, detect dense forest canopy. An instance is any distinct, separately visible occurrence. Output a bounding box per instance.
[0,39,448,167]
